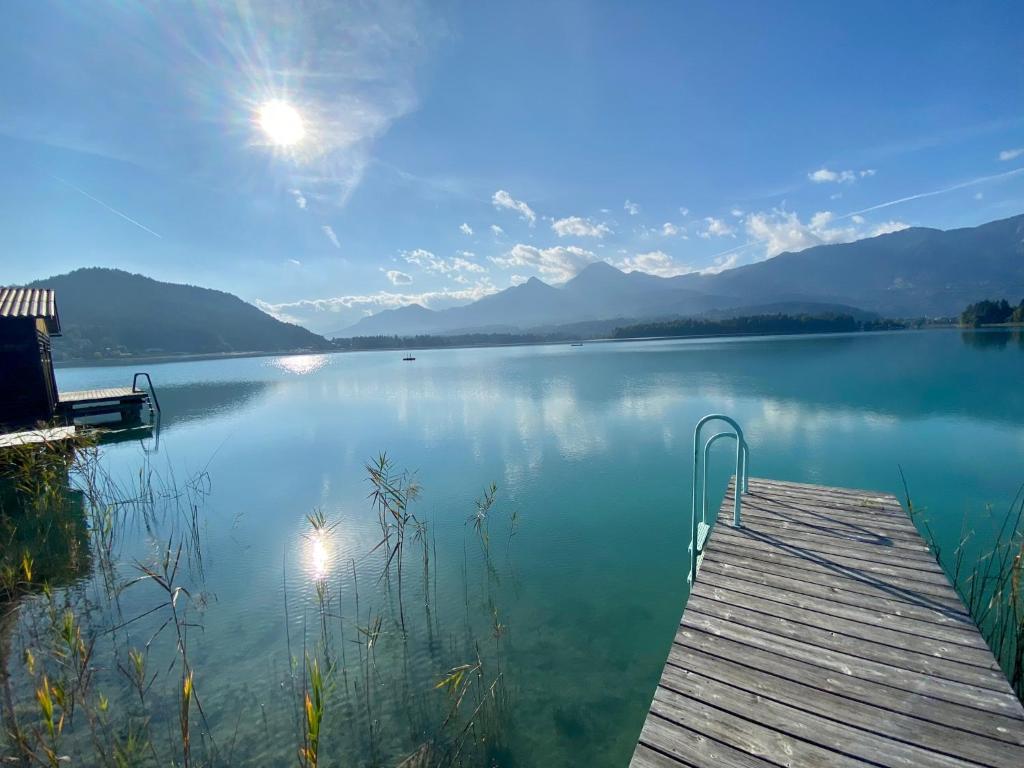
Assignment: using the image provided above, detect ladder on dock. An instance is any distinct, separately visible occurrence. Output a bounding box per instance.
[57,372,161,423]
[631,416,1024,768]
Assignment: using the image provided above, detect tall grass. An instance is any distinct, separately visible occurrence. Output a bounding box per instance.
[903,470,1024,701]
[1,433,518,766]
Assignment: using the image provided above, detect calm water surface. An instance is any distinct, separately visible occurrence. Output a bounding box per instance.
[40,330,1024,764]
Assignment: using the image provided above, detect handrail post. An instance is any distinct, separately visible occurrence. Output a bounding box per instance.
[702,432,737,526]
[733,436,743,527]
[690,424,701,584]
[690,414,748,584]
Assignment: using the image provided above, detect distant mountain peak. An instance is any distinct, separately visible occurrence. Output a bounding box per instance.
[337,212,1024,336]
[578,261,623,275]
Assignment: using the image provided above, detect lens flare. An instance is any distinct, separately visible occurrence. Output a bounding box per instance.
[258,100,305,146]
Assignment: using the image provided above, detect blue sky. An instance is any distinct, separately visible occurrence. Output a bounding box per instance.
[1,1,1022,333]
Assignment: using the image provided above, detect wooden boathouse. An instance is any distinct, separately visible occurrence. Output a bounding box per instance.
[0,286,160,435]
[0,287,62,428]
[631,416,1024,767]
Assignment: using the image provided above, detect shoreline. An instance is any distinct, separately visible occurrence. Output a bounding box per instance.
[51,324,969,370]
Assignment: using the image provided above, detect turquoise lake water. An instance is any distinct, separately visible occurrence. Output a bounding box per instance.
[29,329,1024,765]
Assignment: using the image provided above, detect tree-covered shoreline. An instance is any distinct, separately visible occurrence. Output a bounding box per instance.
[960,299,1024,327]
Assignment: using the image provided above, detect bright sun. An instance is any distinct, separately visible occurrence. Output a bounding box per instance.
[258,100,305,146]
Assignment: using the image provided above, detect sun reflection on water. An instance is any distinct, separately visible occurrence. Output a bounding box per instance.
[272,354,328,375]
[308,532,331,580]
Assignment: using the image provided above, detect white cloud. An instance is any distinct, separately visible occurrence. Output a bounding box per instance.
[491,243,597,282]
[870,220,910,236]
[744,209,858,257]
[321,225,341,249]
[974,191,984,200]
[385,269,413,285]
[551,216,612,238]
[509,274,528,286]
[459,222,473,235]
[730,208,744,218]
[624,199,640,215]
[289,189,307,209]
[490,224,504,236]
[492,190,536,224]
[403,248,486,276]
[999,148,1023,161]
[678,207,689,216]
[287,258,302,266]
[700,216,735,238]
[808,167,874,184]
[256,279,498,332]
[616,250,694,277]
[851,214,865,224]
[700,254,739,275]
[661,222,679,236]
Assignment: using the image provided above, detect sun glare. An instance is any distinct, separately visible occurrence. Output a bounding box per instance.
[309,533,330,580]
[257,100,305,146]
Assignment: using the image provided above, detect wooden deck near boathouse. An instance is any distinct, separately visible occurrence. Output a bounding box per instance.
[631,477,1024,768]
[56,385,154,420]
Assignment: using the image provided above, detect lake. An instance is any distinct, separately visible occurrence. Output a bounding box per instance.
[6,329,1024,766]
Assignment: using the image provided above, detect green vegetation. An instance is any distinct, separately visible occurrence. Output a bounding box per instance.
[335,313,918,352]
[960,298,1024,327]
[333,331,576,351]
[1,436,518,765]
[903,474,1024,701]
[612,313,905,340]
[31,268,330,361]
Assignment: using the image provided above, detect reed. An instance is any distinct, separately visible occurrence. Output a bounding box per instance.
[903,472,1024,701]
[468,483,498,553]
[367,453,421,634]
[3,434,522,766]
[299,653,326,768]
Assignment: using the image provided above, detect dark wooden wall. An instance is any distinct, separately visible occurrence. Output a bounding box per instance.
[0,318,58,427]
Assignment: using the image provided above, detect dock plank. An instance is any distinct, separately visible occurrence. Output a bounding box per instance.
[0,425,76,449]
[59,386,145,404]
[630,477,1024,767]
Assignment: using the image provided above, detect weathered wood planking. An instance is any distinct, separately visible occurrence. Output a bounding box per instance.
[631,477,1024,768]
[58,387,146,404]
[0,425,76,449]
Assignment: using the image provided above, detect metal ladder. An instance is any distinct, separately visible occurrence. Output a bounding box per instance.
[132,372,162,418]
[689,414,749,584]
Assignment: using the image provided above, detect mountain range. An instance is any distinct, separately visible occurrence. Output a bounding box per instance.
[336,213,1024,337]
[19,212,1024,360]
[29,268,330,361]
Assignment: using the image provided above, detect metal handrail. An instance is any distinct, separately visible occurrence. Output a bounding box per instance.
[690,414,749,584]
[132,372,161,416]
[701,431,749,528]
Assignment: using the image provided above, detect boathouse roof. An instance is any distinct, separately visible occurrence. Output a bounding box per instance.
[0,287,61,335]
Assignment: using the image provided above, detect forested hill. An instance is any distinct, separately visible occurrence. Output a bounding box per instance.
[28,268,330,361]
[613,313,906,339]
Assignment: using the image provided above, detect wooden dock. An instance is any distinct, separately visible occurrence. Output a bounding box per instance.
[0,425,76,449]
[58,386,147,405]
[57,386,151,419]
[631,477,1024,768]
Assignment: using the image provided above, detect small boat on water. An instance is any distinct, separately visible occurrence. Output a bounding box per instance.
[570,342,583,347]
[402,354,416,361]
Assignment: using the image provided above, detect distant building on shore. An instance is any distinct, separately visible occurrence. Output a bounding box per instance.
[0,287,62,427]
